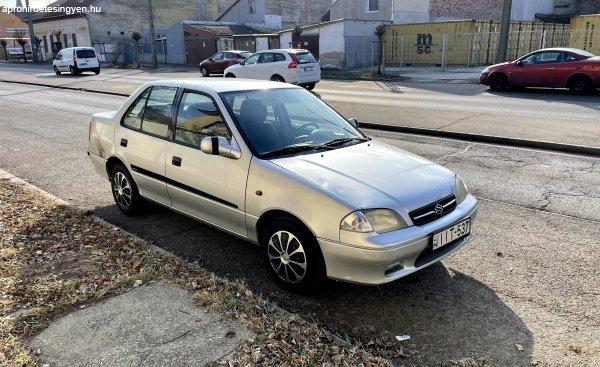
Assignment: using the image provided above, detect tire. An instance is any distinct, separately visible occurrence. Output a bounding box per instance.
[270,75,285,82]
[94,68,100,75]
[225,73,236,78]
[488,73,508,91]
[54,66,61,75]
[200,66,210,77]
[569,76,592,95]
[70,66,79,76]
[303,83,316,91]
[110,164,145,215]
[262,217,326,294]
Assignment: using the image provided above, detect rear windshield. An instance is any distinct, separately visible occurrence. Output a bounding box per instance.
[294,52,318,64]
[573,49,595,58]
[76,49,96,58]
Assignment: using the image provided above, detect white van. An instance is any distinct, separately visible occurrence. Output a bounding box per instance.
[53,47,100,76]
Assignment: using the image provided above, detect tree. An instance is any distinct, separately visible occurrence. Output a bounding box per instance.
[132,31,142,68]
[292,26,303,48]
[12,29,29,63]
[0,40,7,62]
[375,24,386,75]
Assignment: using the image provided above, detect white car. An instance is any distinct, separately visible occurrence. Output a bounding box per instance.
[87,79,477,293]
[53,47,100,76]
[223,49,321,90]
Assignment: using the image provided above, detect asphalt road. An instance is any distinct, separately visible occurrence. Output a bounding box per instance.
[1,82,599,367]
[2,63,600,148]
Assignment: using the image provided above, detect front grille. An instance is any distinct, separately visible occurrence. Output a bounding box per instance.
[409,195,456,226]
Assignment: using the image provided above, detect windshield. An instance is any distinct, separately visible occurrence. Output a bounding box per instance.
[294,52,318,64]
[220,88,367,157]
[240,52,252,58]
[76,49,96,58]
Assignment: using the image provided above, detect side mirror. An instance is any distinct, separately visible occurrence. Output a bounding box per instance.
[200,136,242,160]
[515,60,523,66]
[348,118,359,128]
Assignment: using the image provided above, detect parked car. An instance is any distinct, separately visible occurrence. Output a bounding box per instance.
[199,50,252,77]
[223,49,321,90]
[53,47,100,76]
[480,48,600,93]
[88,79,477,293]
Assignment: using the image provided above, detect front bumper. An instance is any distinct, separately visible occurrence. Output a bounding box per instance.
[480,73,489,85]
[318,195,478,285]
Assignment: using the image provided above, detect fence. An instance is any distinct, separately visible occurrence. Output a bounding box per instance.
[381,27,580,68]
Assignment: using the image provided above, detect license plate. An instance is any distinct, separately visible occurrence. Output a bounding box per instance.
[304,66,314,72]
[80,63,87,66]
[432,218,470,250]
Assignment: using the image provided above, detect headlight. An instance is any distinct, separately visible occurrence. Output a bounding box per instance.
[455,175,469,204]
[340,209,408,234]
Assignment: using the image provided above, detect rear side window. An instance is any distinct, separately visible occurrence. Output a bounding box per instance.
[141,87,178,138]
[274,53,286,62]
[76,49,96,58]
[294,52,318,64]
[122,88,151,130]
[175,92,231,147]
[258,53,274,63]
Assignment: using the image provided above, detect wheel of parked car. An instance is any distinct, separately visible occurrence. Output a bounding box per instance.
[94,68,100,75]
[488,73,508,91]
[225,73,236,78]
[200,66,210,77]
[270,75,285,82]
[70,66,79,76]
[569,76,592,94]
[110,164,145,215]
[54,66,61,75]
[262,216,326,293]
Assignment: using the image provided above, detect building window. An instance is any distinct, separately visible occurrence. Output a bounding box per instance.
[248,0,255,14]
[366,0,379,12]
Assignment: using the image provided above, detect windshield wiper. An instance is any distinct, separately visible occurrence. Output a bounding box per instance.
[261,145,322,158]
[321,137,368,148]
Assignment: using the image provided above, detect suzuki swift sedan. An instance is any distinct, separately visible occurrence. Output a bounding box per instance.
[88,79,478,293]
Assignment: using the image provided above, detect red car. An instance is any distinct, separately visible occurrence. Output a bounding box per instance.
[199,50,252,77]
[480,48,600,94]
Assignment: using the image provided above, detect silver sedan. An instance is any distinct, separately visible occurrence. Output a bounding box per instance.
[88,79,478,293]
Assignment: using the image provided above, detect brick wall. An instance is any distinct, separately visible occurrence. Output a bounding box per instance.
[429,0,504,21]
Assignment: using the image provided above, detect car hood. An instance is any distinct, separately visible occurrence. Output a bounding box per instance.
[484,61,513,71]
[271,140,456,213]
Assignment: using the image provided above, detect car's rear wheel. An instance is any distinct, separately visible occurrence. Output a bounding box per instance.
[270,75,285,82]
[94,68,100,75]
[110,164,145,215]
[225,73,236,78]
[488,73,508,91]
[200,66,210,77]
[569,76,592,95]
[303,83,316,91]
[262,217,325,294]
[54,66,61,75]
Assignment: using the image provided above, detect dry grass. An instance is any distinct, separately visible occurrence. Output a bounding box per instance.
[0,179,408,366]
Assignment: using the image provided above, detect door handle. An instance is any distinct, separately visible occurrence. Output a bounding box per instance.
[547,67,556,70]
[172,156,182,167]
[120,138,128,147]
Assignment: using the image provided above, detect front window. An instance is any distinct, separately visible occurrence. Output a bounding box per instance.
[243,53,259,65]
[521,52,560,65]
[220,88,368,157]
[366,0,379,12]
[175,92,231,147]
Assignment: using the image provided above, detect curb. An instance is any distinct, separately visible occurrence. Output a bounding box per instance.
[360,122,600,157]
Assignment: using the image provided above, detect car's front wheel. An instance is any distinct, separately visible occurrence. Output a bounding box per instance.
[110,164,145,215]
[303,83,316,91]
[488,73,508,91]
[94,68,100,75]
[53,66,61,75]
[262,217,326,294]
[200,66,210,77]
[225,73,236,78]
[270,75,285,82]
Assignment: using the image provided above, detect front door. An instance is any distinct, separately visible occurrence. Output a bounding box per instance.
[512,51,560,87]
[237,53,259,79]
[165,90,250,236]
[256,53,275,79]
[115,86,179,206]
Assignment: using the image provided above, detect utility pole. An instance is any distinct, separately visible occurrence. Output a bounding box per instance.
[496,0,512,63]
[147,0,158,68]
[25,0,39,63]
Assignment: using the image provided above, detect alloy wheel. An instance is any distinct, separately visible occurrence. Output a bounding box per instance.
[268,230,307,283]
[113,172,132,209]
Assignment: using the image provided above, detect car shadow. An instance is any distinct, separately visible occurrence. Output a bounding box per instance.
[93,202,533,366]
[488,87,600,109]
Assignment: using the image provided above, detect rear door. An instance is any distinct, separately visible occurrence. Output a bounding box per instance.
[76,48,98,69]
[294,51,320,82]
[511,51,559,87]
[165,90,250,236]
[554,52,581,87]
[256,52,275,80]
[115,86,179,206]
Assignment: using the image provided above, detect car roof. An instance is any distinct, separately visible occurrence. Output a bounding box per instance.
[535,47,594,55]
[151,79,300,93]
[256,48,310,54]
